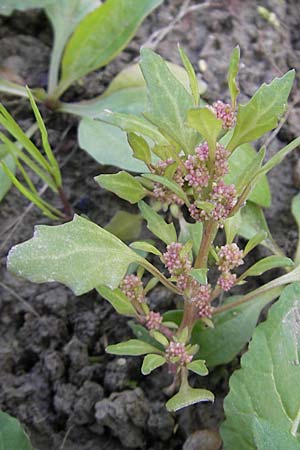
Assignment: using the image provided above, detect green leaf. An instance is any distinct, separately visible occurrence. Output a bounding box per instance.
[46,0,99,94]
[78,118,147,172]
[142,173,189,205]
[242,255,294,278]
[106,339,161,356]
[227,46,240,109]
[138,200,177,245]
[0,0,57,12]
[225,144,271,207]
[190,268,208,284]
[98,111,169,146]
[187,359,208,376]
[105,211,142,242]
[0,153,16,202]
[7,214,143,295]
[187,107,222,154]
[292,192,300,265]
[195,287,282,367]
[140,48,198,153]
[224,210,242,244]
[56,0,163,96]
[103,60,206,99]
[95,171,146,204]
[96,286,136,317]
[178,45,199,106]
[0,410,33,450]
[243,230,268,256]
[238,201,283,255]
[166,377,214,412]
[178,217,203,257]
[130,241,161,256]
[129,321,164,351]
[141,354,166,375]
[127,132,151,165]
[252,417,300,450]
[227,70,295,151]
[221,283,300,450]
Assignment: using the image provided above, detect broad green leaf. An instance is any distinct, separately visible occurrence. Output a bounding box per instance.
[128,133,151,165]
[141,354,166,375]
[60,87,147,118]
[238,201,283,255]
[0,153,15,202]
[195,287,283,367]
[227,70,295,151]
[151,330,169,347]
[129,321,164,352]
[142,173,189,204]
[95,171,146,204]
[7,214,143,295]
[242,255,294,278]
[103,61,207,99]
[187,359,208,376]
[221,283,300,450]
[106,339,161,356]
[243,230,267,256]
[252,417,300,450]
[224,210,242,244]
[178,45,199,106]
[227,46,240,109]
[292,192,300,265]
[46,0,100,94]
[225,143,271,207]
[166,377,214,412]
[0,0,57,13]
[130,241,161,256]
[57,0,163,96]
[187,107,222,154]
[179,217,203,256]
[96,286,136,316]
[190,268,208,284]
[138,201,177,245]
[78,118,147,172]
[97,111,169,146]
[105,211,142,242]
[234,147,265,195]
[0,410,33,450]
[140,48,198,153]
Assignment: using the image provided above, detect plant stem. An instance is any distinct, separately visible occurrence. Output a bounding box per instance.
[194,220,217,269]
[58,187,73,220]
[142,261,182,295]
[213,264,300,314]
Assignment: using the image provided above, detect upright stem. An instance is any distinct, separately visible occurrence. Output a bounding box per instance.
[58,187,73,220]
[194,220,217,269]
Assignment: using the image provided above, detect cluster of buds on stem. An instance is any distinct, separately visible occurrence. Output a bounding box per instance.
[162,243,214,318]
[217,243,244,291]
[151,158,184,205]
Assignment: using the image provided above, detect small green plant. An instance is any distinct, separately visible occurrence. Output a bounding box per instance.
[6,46,300,433]
[0,409,33,449]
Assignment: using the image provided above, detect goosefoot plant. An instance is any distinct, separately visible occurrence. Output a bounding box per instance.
[7,47,300,415]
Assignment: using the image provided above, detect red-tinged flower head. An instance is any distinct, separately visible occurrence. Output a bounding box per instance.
[211,100,235,129]
[217,272,236,292]
[218,243,244,272]
[145,311,162,330]
[166,341,192,365]
[120,274,145,303]
[162,242,191,276]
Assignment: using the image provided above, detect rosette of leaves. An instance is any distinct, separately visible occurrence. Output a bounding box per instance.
[7,48,300,411]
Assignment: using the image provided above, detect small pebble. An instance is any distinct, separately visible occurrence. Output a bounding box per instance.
[183,429,222,450]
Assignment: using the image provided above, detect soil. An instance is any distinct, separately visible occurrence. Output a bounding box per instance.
[0,0,300,449]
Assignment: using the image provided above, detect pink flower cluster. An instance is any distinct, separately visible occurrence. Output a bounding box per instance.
[120,274,145,303]
[145,311,162,330]
[190,281,214,318]
[189,180,237,224]
[162,243,191,276]
[152,158,184,205]
[216,243,244,292]
[210,100,235,129]
[214,144,230,179]
[166,341,192,365]
[184,143,209,189]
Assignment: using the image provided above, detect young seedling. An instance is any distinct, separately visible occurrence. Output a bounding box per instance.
[7,47,300,412]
